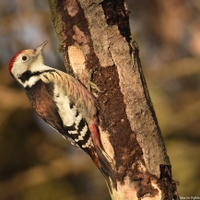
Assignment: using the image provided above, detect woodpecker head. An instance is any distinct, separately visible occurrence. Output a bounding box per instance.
[8,41,48,85]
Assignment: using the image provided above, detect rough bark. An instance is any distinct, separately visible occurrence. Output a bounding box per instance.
[48,0,179,199]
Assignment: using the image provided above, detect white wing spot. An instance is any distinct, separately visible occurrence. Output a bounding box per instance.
[81,137,92,148]
[74,125,88,142]
[68,130,78,135]
[80,125,88,136]
[75,113,82,129]
[53,84,77,127]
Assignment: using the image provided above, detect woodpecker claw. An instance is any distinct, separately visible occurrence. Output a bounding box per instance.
[88,69,104,93]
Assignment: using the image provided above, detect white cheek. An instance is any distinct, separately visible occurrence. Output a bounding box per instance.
[12,60,27,74]
[12,62,27,84]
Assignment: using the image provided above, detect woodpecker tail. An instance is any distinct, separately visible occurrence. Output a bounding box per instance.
[86,145,114,192]
[88,122,115,192]
[95,146,115,192]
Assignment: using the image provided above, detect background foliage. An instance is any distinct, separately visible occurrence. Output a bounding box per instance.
[0,0,199,199]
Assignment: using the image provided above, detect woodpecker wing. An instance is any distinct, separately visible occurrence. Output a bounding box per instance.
[26,77,93,151]
[24,69,114,189]
[26,80,64,133]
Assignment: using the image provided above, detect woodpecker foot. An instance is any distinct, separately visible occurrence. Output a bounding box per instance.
[88,69,104,93]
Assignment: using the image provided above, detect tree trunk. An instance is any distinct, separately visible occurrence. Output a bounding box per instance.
[48,0,179,199]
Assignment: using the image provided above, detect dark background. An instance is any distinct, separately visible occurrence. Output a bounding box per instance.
[0,0,199,199]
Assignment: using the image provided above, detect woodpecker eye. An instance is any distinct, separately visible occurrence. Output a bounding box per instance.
[22,56,27,61]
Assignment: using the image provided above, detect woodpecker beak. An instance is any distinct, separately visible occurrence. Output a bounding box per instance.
[35,41,48,55]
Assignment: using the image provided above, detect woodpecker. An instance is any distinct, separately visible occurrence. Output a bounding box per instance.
[8,41,113,188]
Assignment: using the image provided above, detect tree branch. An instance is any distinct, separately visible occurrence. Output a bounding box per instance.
[48,0,179,199]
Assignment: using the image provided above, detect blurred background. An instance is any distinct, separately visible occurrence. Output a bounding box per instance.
[0,0,199,199]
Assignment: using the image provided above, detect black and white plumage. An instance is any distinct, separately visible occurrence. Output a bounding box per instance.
[8,41,113,188]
